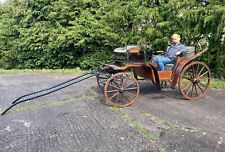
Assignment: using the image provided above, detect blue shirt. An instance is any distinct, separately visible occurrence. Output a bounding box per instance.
[165,43,187,60]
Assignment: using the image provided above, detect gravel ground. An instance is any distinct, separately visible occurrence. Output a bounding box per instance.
[0,73,225,152]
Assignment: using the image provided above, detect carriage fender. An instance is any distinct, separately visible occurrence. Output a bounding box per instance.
[171,50,207,88]
[171,58,193,88]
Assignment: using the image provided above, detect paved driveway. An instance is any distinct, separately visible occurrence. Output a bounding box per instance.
[0,73,225,152]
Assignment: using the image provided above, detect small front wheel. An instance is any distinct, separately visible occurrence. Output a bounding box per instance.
[104,73,139,107]
[96,71,111,90]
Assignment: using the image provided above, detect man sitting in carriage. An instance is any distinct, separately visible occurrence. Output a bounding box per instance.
[152,34,188,71]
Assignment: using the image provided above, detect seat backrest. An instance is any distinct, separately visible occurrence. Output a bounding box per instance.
[126,45,141,53]
[113,47,127,53]
[181,46,195,57]
[113,45,142,53]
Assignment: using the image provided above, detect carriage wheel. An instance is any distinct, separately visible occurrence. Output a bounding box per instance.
[104,73,139,107]
[179,61,211,100]
[96,72,111,90]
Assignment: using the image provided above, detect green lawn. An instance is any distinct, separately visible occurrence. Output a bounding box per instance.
[210,78,225,89]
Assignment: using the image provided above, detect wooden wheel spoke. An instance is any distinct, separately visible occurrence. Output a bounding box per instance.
[125,81,136,88]
[195,64,200,77]
[194,85,198,96]
[196,66,205,78]
[120,76,124,87]
[182,83,192,91]
[121,93,124,104]
[182,76,192,81]
[108,83,120,90]
[124,87,137,91]
[196,83,204,93]
[115,93,120,103]
[191,85,194,97]
[121,93,130,104]
[125,91,136,97]
[109,92,120,100]
[187,70,193,79]
[123,94,134,103]
[123,93,130,101]
[185,84,193,96]
[123,78,129,88]
[199,82,207,88]
[122,97,129,104]
[112,79,121,88]
[191,65,195,78]
[107,90,119,93]
[198,71,209,79]
[198,77,210,81]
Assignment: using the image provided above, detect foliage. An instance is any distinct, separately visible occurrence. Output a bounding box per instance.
[79,50,114,69]
[0,0,224,76]
[0,68,86,74]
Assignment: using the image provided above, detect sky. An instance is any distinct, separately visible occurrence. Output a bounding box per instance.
[0,0,6,3]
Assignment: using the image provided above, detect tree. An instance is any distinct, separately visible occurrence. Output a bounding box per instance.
[0,0,224,76]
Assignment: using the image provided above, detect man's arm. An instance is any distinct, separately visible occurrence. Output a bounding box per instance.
[176,44,187,55]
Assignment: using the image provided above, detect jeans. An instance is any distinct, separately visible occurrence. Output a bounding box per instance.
[152,55,174,71]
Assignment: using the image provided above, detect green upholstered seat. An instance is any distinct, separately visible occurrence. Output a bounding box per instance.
[180,46,195,57]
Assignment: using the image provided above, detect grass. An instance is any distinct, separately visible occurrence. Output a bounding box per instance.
[211,78,225,89]
[111,107,159,142]
[180,77,225,90]
[0,68,87,74]
[129,107,177,129]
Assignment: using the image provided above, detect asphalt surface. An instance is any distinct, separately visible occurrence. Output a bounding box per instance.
[0,73,225,152]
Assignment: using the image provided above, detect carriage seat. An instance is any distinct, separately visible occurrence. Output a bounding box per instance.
[113,45,141,53]
[113,45,145,64]
[164,46,195,70]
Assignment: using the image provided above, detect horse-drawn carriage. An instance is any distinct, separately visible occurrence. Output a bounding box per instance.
[96,45,211,107]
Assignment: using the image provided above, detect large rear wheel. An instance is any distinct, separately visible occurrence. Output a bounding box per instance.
[179,61,211,100]
[104,73,139,107]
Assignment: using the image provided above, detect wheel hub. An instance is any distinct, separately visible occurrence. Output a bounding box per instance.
[119,87,125,93]
[192,78,200,84]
